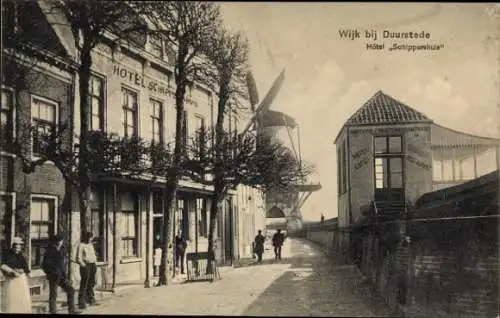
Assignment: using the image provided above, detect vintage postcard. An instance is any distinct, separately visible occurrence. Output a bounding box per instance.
[0,2,498,317]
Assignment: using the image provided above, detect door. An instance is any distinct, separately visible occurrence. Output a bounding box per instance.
[374,136,404,202]
[374,156,404,201]
[224,199,233,264]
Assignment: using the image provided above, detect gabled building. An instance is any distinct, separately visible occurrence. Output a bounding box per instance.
[334,90,500,229]
[1,0,77,295]
[1,0,266,295]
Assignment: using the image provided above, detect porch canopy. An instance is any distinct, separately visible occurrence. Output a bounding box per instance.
[431,123,500,187]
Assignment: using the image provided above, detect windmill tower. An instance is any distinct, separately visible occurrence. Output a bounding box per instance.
[245,70,321,235]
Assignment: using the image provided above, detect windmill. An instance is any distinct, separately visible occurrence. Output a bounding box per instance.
[244,69,321,234]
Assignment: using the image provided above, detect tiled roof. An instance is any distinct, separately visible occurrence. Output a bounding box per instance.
[346,90,432,125]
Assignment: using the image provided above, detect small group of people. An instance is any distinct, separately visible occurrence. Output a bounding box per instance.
[253,229,286,262]
[1,231,99,314]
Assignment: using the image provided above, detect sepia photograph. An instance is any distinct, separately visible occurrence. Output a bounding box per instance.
[0,1,499,316]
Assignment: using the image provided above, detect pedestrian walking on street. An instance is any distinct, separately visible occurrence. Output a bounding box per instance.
[253,230,265,263]
[175,231,187,274]
[76,231,99,310]
[42,234,81,314]
[272,229,285,260]
[0,237,32,313]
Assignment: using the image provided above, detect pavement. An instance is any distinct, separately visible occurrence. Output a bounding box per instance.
[79,238,401,316]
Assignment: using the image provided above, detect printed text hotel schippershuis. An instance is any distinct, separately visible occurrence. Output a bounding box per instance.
[338,29,445,52]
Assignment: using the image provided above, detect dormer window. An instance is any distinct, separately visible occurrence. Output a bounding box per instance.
[149,34,163,59]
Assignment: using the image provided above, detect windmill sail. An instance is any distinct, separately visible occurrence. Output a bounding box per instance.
[246,71,260,111]
[242,69,286,136]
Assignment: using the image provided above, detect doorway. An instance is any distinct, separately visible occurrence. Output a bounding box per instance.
[374,136,405,202]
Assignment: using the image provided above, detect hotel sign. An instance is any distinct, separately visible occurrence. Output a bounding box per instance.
[112,64,174,97]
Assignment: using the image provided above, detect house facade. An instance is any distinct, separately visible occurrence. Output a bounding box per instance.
[1,0,266,293]
[334,90,500,230]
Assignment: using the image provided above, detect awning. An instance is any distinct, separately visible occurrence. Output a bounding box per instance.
[431,123,500,148]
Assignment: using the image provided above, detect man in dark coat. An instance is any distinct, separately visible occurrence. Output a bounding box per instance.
[42,234,80,314]
[253,230,265,263]
[272,229,285,260]
[175,231,188,274]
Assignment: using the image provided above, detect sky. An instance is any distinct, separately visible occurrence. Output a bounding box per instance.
[219,3,500,221]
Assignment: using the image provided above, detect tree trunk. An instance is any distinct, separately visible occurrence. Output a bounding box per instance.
[157,50,187,285]
[157,183,176,286]
[77,45,93,238]
[206,190,221,274]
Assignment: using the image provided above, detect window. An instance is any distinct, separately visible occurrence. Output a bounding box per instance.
[337,147,342,195]
[341,141,347,193]
[375,157,403,189]
[375,136,402,154]
[149,99,163,145]
[1,89,14,148]
[149,34,163,59]
[122,88,138,138]
[194,115,205,156]
[121,192,138,258]
[0,194,13,251]
[90,189,105,261]
[90,76,105,131]
[32,97,57,156]
[182,110,188,147]
[197,198,208,238]
[30,197,56,268]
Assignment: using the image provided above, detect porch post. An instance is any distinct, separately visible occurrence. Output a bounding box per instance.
[473,146,478,178]
[144,189,152,287]
[451,148,456,182]
[195,198,199,253]
[111,182,118,290]
[496,146,500,171]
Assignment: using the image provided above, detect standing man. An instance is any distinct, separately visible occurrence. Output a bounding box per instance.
[76,231,98,310]
[253,230,265,263]
[272,229,285,260]
[42,234,81,315]
[175,231,187,275]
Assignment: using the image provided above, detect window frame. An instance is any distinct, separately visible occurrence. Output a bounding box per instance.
[0,191,16,251]
[121,87,139,138]
[30,95,59,158]
[29,194,58,270]
[89,188,106,262]
[120,192,139,259]
[149,98,164,146]
[148,33,164,60]
[1,87,16,153]
[373,135,405,191]
[89,74,106,132]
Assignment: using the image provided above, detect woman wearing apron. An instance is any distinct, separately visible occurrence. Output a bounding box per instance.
[1,237,32,313]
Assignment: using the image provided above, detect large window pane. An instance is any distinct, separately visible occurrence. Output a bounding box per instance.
[389,137,402,153]
[374,137,387,154]
[391,172,403,188]
[30,197,55,268]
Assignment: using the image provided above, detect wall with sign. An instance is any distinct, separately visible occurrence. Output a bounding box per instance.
[404,127,433,204]
[348,128,374,223]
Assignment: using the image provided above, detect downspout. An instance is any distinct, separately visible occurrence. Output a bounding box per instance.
[66,67,76,285]
[111,182,118,290]
[144,187,151,287]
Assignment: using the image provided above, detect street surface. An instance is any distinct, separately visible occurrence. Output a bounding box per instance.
[83,238,400,316]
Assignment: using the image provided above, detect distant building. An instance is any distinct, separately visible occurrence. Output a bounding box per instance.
[1,0,266,293]
[334,90,500,231]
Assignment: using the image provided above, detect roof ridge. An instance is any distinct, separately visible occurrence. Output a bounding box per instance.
[346,90,432,125]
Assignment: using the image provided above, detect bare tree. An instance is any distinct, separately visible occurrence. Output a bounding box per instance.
[42,0,150,237]
[192,27,315,273]
[145,1,222,285]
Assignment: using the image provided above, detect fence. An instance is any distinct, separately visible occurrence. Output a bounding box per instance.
[185,252,221,282]
[302,216,499,318]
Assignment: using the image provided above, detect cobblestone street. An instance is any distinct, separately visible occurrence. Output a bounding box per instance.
[83,238,400,316]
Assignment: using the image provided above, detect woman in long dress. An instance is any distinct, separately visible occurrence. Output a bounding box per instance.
[1,237,32,313]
